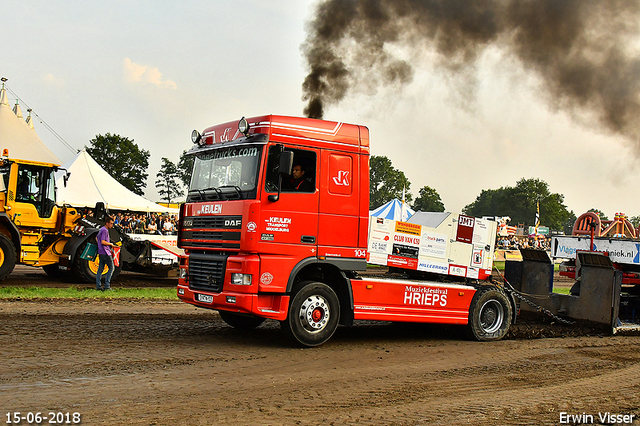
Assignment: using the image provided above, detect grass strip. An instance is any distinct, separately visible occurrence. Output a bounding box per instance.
[0,287,178,300]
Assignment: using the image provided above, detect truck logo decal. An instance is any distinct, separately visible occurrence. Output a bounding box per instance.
[260,272,273,285]
[197,204,222,215]
[247,221,257,232]
[220,127,232,142]
[332,170,350,186]
[265,217,291,233]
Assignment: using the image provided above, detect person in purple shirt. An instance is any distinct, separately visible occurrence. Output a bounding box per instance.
[96,216,116,291]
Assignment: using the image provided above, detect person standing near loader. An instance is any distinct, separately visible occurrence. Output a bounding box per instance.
[96,216,116,291]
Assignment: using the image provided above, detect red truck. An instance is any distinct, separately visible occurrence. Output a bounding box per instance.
[177,115,513,346]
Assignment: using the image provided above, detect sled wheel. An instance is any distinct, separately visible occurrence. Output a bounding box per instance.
[282,281,340,347]
[219,310,266,330]
[0,233,16,281]
[467,287,512,341]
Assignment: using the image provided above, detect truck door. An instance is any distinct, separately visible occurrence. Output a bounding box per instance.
[318,150,360,251]
[261,146,319,252]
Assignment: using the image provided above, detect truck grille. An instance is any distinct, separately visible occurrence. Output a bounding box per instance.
[181,215,242,250]
[188,253,227,293]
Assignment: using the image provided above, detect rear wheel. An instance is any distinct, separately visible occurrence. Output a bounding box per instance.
[281,281,340,347]
[73,241,122,284]
[467,287,512,341]
[0,233,16,281]
[218,311,266,330]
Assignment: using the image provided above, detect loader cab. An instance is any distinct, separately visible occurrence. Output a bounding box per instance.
[5,161,60,228]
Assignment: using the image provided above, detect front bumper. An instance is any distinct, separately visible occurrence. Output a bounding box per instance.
[177,284,289,321]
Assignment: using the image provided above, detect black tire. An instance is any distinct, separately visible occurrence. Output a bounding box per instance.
[218,310,266,330]
[281,281,340,347]
[0,233,16,281]
[467,286,512,341]
[73,241,122,284]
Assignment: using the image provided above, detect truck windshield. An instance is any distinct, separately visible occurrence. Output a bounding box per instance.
[188,145,262,202]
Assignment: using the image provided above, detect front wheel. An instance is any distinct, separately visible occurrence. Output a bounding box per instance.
[218,311,266,330]
[467,287,512,341]
[281,281,340,347]
[0,233,16,281]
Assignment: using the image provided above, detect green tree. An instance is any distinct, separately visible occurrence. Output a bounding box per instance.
[412,185,445,212]
[86,133,150,195]
[369,155,412,209]
[630,215,640,228]
[177,150,194,187]
[155,157,185,203]
[562,210,578,235]
[463,178,572,231]
[587,208,608,221]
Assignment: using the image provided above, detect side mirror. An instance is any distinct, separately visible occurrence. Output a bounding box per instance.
[279,151,294,176]
[63,172,71,187]
[267,150,294,202]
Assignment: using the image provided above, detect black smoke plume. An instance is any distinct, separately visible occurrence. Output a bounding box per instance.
[302,0,640,142]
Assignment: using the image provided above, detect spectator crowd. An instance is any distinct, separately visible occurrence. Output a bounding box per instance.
[113,212,178,235]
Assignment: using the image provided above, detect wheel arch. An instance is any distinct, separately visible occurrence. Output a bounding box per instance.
[62,229,99,261]
[0,213,21,253]
[286,257,356,326]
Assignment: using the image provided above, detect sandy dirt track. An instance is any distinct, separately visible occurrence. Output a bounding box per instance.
[1,266,639,425]
[1,294,640,426]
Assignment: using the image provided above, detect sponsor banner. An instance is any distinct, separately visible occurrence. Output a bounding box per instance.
[420,231,448,259]
[471,245,484,267]
[449,264,467,277]
[393,233,421,247]
[395,221,421,236]
[392,243,419,259]
[417,260,449,275]
[552,236,640,265]
[472,218,491,246]
[368,252,389,265]
[456,215,475,243]
[369,240,390,254]
[387,255,418,270]
[403,285,448,307]
[466,267,479,279]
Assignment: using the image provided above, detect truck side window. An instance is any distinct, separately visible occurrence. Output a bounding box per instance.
[264,147,316,193]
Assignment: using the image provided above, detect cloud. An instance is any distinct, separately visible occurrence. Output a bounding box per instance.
[123,58,177,89]
[42,73,65,88]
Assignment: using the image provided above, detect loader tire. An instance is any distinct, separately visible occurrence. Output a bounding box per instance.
[0,233,16,281]
[467,286,512,342]
[73,241,122,284]
[281,281,340,347]
[219,311,266,330]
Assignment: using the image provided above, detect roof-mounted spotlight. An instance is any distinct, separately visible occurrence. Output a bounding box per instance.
[238,117,250,137]
[191,129,202,145]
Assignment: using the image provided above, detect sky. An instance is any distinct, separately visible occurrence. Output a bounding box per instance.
[3,0,640,222]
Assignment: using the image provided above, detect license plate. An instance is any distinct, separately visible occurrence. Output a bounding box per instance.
[196,293,213,303]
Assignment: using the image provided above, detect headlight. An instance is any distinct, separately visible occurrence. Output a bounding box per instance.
[231,273,252,285]
[191,129,202,145]
[238,117,250,136]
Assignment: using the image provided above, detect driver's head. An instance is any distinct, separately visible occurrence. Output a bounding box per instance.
[292,164,305,180]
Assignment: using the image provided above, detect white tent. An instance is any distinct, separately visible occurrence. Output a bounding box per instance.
[56,149,178,213]
[369,198,415,222]
[0,87,61,165]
